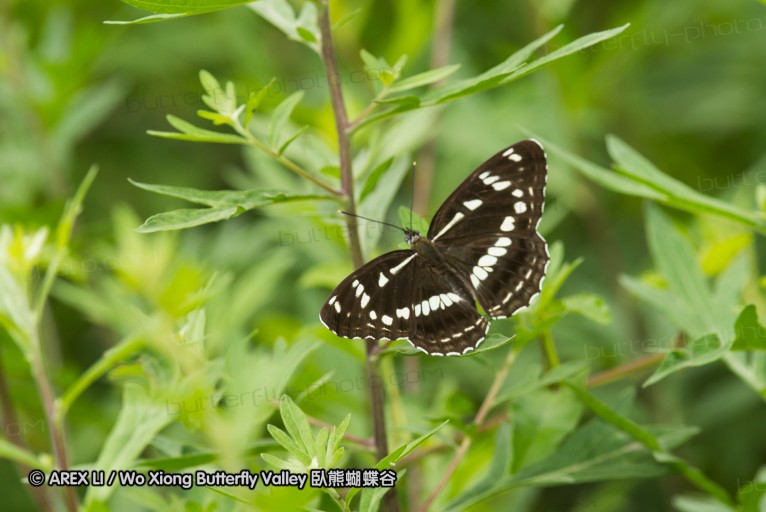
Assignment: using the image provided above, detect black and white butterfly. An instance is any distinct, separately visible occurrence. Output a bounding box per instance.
[320,139,549,356]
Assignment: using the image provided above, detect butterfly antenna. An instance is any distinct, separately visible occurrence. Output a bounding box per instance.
[339,211,404,232]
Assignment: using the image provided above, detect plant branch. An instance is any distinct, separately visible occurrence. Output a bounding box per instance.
[231,123,341,196]
[419,349,518,511]
[29,334,78,512]
[587,353,664,388]
[318,4,399,511]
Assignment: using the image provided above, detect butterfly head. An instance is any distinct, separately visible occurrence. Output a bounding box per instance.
[404,228,421,246]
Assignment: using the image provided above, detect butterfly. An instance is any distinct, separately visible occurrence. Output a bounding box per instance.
[320,139,549,356]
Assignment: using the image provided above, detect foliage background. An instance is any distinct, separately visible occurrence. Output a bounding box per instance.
[1,0,765,511]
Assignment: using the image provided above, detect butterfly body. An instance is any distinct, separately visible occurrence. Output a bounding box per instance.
[320,140,550,356]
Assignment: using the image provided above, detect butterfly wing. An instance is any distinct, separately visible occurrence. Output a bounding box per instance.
[427,139,549,318]
[319,251,488,355]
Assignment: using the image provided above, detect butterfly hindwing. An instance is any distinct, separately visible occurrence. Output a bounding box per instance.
[319,251,489,355]
[320,251,416,342]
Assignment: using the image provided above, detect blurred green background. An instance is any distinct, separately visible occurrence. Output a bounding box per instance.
[1,0,766,511]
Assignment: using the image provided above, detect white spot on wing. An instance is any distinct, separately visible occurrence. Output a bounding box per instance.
[512,189,524,198]
[470,274,480,288]
[429,295,440,310]
[382,315,393,326]
[352,280,359,288]
[473,266,489,280]
[390,254,416,275]
[447,293,463,303]
[328,295,337,305]
[514,201,527,214]
[489,246,507,257]
[479,171,490,179]
[483,175,500,185]
[478,255,497,267]
[433,212,465,240]
[509,153,522,162]
[334,302,341,313]
[369,310,377,320]
[378,273,389,287]
[396,307,410,319]
[463,199,482,210]
[500,217,515,232]
[421,300,430,316]
[502,147,515,157]
[415,304,421,316]
[496,237,512,247]
[492,181,511,191]
[361,293,370,308]
[355,284,364,297]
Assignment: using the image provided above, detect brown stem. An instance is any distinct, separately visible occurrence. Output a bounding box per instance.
[586,353,664,388]
[419,350,518,511]
[30,347,78,512]
[318,4,399,511]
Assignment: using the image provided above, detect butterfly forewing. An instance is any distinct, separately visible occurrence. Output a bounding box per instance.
[428,140,548,319]
[320,139,549,356]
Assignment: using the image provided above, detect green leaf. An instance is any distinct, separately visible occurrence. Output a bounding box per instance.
[248,0,320,53]
[647,205,719,336]
[84,384,175,505]
[279,395,316,459]
[269,91,305,149]
[136,206,241,232]
[537,135,667,199]
[644,334,723,387]
[505,24,630,82]
[104,13,190,24]
[119,0,251,15]
[511,386,583,471]
[423,25,565,105]
[560,292,612,324]
[266,424,311,466]
[244,78,275,126]
[607,136,766,233]
[352,24,630,132]
[130,181,330,232]
[277,125,309,155]
[732,305,766,351]
[387,64,461,94]
[346,421,448,505]
[149,115,247,144]
[397,206,429,236]
[496,361,590,405]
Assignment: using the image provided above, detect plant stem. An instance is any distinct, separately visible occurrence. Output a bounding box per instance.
[418,349,518,511]
[233,123,341,196]
[29,333,78,512]
[318,4,399,511]
[587,353,664,388]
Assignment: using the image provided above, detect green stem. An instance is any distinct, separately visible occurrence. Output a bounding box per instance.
[418,349,518,511]
[232,123,341,196]
[57,334,146,422]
